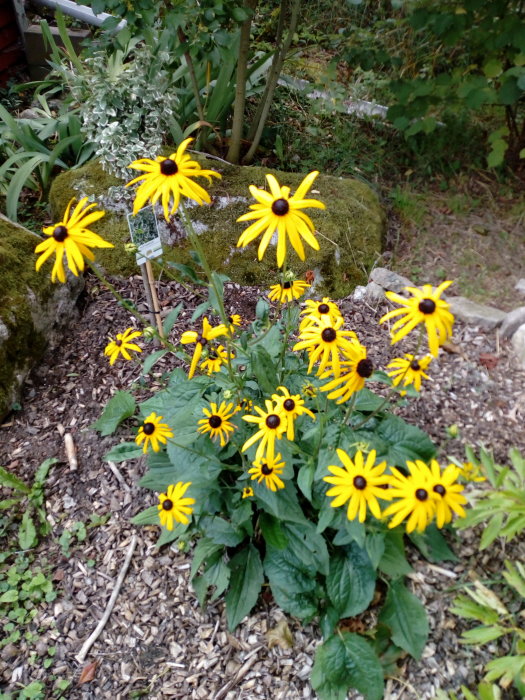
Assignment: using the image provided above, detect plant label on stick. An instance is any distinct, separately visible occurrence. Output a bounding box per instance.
[127,206,162,265]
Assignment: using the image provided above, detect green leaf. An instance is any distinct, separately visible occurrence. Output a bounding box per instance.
[91,391,136,436]
[131,505,159,526]
[33,458,57,488]
[142,349,168,375]
[409,524,458,562]
[201,516,244,546]
[483,59,503,78]
[190,538,224,578]
[479,512,504,549]
[18,511,37,550]
[379,580,429,659]
[104,442,144,463]
[264,546,319,621]
[250,345,278,394]
[254,481,308,525]
[450,595,499,625]
[225,545,263,630]
[378,529,413,578]
[371,414,436,465]
[461,625,506,644]
[259,512,288,549]
[0,465,30,494]
[311,632,384,700]
[162,302,183,335]
[327,543,376,618]
[0,589,19,603]
[0,497,22,510]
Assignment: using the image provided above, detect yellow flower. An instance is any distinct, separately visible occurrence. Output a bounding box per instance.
[268,280,310,303]
[271,386,315,440]
[302,382,317,398]
[293,315,357,377]
[379,281,454,357]
[158,482,195,529]
[242,486,254,499]
[319,339,372,403]
[428,461,467,528]
[299,297,342,330]
[385,353,432,395]
[382,460,437,533]
[458,461,486,483]
[236,171,325,268]
[324,449,393,522]
[248,453,286,491]
[35,198,113,283]
[237,398,254,413]
[126,137,221,220]
[135,413,174,453]
[199,345,234,375]
[180,317,228,379]
[241,400,287,462]
[197,402,236,447]
[104,328,142,365]
[228,314,242,334]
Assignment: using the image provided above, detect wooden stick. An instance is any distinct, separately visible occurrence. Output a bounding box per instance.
[64,433,77,471]
[145,259,164,339]
[75,534,137,664]
[139,263,160,348]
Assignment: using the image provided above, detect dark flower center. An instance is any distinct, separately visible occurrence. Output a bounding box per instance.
[283,398,295,411]
[209,415,222,429]
[115,339,122,347]
[209,351,218,359]
[318,303,330,314]
[261,463,273,475]
[433,484,446,496]
[160,158,178,176]
[162,499,173,510]
[266,414,281,429]
[53,225,68,242]
[321,327,337,343]
[196,335,207,345]
[283,281,292,289]
[357,358,374,378]
[418,298,436,314]
[143,422,155,435]
[410,359,421,371]
[271,198,289,216]
[415,488,428,501]
[353,475,367,490]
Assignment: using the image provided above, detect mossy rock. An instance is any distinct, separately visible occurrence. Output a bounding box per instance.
[49,157,385,296]
[0,214,84,420]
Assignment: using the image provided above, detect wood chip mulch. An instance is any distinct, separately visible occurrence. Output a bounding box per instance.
[1,273,524,699]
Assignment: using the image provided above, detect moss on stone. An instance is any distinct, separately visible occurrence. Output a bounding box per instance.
[49,156,385,296]
[0,218,50,416]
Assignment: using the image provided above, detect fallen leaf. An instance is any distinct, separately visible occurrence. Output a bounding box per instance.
[52,568,65,582]
[266,619,294,649]
[78,661,97,684]
[305,270,315,284]
[479,352,499,369]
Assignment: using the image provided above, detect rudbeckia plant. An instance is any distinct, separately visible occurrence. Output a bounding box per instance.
[88,149,474,700]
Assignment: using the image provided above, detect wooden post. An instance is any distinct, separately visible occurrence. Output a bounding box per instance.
[145,259,164,339]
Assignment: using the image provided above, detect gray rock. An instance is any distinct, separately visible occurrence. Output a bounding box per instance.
[352,285,366,302]
[501,306,525,339]
[364,280,385,303]
[515,279,525,297]
[511,324,525,369]
[446,296,506,330]
[369,267,414,293]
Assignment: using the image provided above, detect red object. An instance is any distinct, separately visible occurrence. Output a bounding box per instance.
[0,0,25,85]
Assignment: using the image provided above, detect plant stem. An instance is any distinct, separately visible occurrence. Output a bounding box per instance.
[87,262,177,351]
[177,28,206,132]
[226,0,258,164]
[243,0,301,164]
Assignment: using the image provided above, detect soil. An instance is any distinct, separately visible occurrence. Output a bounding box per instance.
[1,253,524,699]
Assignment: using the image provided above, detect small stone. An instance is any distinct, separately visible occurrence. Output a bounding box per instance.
[515,279,525,297]
[364,281,385,303]
[501,306,525,339]
[1,643,19,660]
[511,324,525,369]
[446,296,506,330]
[369,267,414,293]
[352,285,366,301]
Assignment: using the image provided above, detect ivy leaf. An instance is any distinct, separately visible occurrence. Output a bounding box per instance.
[91,391,136,436]
[379,580,429,659]
[326,542,376,618]
[225,544,263,630]
[311,632,384,700]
